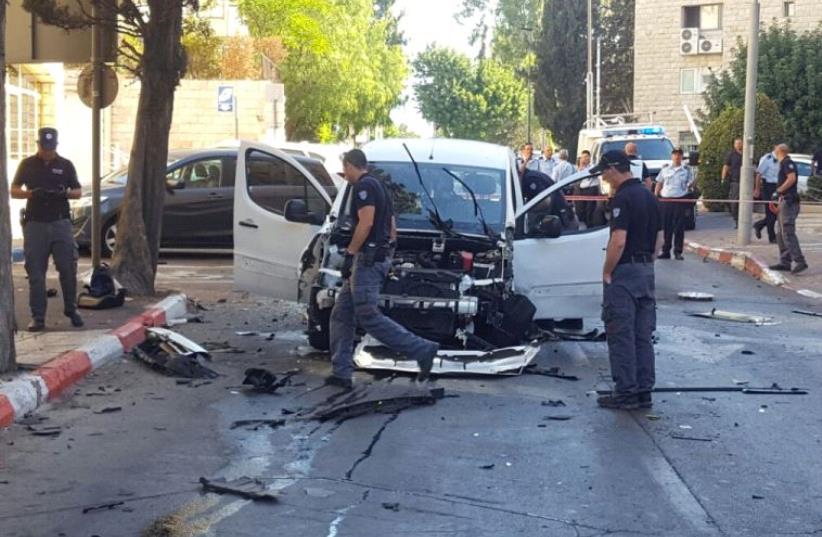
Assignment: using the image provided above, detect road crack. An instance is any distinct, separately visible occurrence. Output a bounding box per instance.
[344,411,400,480]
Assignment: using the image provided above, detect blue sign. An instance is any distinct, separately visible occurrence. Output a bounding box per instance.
[217,85,234,112]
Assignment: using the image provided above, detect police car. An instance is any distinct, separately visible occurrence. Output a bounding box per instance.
[232,139,608,371]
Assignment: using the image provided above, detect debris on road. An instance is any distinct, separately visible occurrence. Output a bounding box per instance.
[132,328,218,379]
[549,328,607,342]
[82,501,125,514]
[235,331,275,340]
[671,434,713,442]
[678,291,714,302]
[479,464,495,470]
[741,350,755,355]
[597,385,807,396]
[242,368,299,393]
[27,425,62,437]
[793,309,822,318]
[167,315,205,326]
[199,476,278,502]
[689,309,777,326]
[381,502,400,512]
[542,415,573,421]
[202,341,245,354]
[524,366,580,381]
[230,419,286,431]
[93,406,122,414]
[302,382,441,422]
[541,400,566,407]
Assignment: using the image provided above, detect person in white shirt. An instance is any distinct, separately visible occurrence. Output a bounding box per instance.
[517,142,540,173]
[552,149,576,183]
[654,147,694,260]
[537,146,556,177]
[753,147,779,243]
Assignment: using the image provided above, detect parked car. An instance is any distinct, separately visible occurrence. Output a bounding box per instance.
[232,139,608,367]
[70,147,335,256]
[791,154,813,195]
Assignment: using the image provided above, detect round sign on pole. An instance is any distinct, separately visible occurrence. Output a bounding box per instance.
[78,64,119,109]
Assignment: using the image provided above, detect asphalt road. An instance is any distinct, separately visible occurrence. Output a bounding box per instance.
[2,255,822,537]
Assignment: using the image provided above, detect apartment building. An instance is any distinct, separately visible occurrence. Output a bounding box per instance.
[633,0,822,150]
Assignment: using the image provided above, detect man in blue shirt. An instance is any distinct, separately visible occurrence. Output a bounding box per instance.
[754,147,779,243]
[654,148,694,260]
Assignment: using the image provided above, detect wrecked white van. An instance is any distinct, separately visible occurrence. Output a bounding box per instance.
[233,139,608,374]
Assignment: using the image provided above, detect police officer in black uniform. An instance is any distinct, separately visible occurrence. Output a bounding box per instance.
[327,149,439,388]
[589,150,661,410]
[769,144,808,274]
[10,128,84,331]
[519,167,576,231]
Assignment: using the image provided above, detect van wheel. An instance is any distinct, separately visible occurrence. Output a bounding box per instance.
[307,308,331,351]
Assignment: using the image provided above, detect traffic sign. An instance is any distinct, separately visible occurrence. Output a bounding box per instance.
[218,86,235,112]
[77,64,119,109]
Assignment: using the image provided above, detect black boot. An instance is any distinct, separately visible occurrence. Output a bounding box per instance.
[597,392,639,410]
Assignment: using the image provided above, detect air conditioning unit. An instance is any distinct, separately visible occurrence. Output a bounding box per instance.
[680,28,699,55]
[699,37,723,54]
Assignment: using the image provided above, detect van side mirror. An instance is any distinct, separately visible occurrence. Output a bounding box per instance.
[534,214,562,238]
[284,198,325,225]
[689,151,700,166]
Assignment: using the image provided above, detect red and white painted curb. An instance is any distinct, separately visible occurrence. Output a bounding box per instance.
[0,294,188,427]
[686,241,790,287]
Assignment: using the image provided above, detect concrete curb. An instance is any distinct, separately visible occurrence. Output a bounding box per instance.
[0,294,188,427]
[686,241,789,287]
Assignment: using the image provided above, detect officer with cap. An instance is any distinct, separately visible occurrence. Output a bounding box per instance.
[10,128,84,332]
[589,150,661,410]
[327,149,439,389]
[654,147,694,260]
[769,144,808,275]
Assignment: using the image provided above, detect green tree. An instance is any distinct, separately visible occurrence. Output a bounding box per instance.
[698,94,786,211]
[702,24,822,152]
[534,0,588,155]
[598,0,634,114]
[25,0,198,295]
[413,46,526,144]
[239,0,406,141]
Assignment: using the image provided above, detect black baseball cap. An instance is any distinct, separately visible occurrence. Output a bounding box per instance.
[589,150,631,174]
[38,127,58,150]
[671,147,684,155]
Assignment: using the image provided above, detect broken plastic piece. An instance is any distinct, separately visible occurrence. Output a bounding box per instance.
[82,501,125,514]
[133,329,218,379]
[242,368,299,393]
[381,502,400,512]
[689,309,776,326]
[524,366,580,381]
[541,400,566,407]
[353,337,540,376]
[671,434,712,442]
[793,310,822,318]
[302,383,440,422]
[199,476,278,502]
[677,291,714,301]
[230,419,286,430]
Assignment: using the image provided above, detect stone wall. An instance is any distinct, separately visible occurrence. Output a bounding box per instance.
[110,78,285,155]
[634,0,822,147]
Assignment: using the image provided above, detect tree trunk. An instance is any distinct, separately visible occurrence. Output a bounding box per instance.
[111,2,185,295]
[0,0,17,373]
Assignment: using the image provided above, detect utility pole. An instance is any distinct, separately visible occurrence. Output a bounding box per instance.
[90,4,103,267]
[586,0,594,127]
[737,0,760,246]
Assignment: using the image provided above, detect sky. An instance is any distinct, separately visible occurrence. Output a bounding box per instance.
[389,0,491,137]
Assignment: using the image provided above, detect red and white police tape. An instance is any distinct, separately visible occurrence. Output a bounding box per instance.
[0,294,188,427]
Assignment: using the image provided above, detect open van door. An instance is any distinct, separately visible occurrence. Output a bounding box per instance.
[513,170,609,320]
[234,142,333,301]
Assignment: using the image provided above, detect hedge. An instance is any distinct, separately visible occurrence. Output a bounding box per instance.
[698,94,786,211]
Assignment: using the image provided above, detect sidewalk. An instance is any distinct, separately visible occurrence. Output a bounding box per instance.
[687,206,822,296]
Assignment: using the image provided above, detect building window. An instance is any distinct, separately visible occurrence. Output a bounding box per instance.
[784,1,796,16]
[680,69,697,94]
[680,68,712,94]
[683,4,722,30]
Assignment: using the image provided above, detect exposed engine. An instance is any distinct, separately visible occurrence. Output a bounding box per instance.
[379,244,536,351]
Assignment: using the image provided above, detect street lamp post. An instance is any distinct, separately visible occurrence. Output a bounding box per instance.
[738,0,760,246]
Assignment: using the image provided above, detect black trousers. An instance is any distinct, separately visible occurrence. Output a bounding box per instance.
[661,197,688,255]
[754,182,777,241]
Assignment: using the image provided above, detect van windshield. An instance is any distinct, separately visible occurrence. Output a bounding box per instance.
[353,161,507,235]
[601,139,674,161]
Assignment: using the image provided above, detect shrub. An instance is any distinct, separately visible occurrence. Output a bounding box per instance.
[697,94,786,211]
